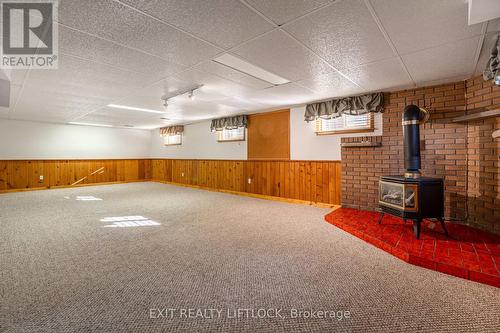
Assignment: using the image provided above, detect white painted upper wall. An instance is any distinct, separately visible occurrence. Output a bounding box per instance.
[0,108,383,160]
[0,119,151,159]
[290,106,383,161]
[150,120,247,160]
[150,108,382,161]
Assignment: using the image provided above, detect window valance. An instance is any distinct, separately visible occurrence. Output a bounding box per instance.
[483,34,500,83]
[210,115,248,132]
[304,92,384,122]
[160,125,184,136]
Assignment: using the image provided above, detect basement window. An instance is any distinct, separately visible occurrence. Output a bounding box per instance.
[315,113,374,135]
[163,134,182,146]
[217,127,245,142]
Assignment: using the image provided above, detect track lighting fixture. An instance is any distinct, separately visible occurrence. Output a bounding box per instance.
[160,85,203,107]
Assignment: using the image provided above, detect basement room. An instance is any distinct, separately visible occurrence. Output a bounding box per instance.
[1,0,499,332]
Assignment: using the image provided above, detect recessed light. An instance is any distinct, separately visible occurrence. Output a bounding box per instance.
[107,104,165,114]
[213,53,290,85]
[68,122,113,128]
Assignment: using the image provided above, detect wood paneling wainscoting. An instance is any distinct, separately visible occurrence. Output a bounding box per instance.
[0,159,341,206]
[0,159,151,192]
[151,159,341,205]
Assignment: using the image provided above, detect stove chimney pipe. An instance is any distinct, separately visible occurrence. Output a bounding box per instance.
[402,105,429,179]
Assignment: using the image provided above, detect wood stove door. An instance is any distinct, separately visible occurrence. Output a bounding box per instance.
[379,181,404,209]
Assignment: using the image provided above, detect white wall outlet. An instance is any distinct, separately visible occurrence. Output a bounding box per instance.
[181,172,185,177]
[247,178,252,184]
[39,175,44,182]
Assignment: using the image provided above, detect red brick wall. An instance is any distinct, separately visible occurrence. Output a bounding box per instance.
[341,77,499,234]
[465,77,500,233]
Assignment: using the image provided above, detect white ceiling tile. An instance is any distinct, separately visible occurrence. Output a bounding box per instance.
[283,0,393,70]
[342,58,412,91]
[235,83,318,106]
[371,0,483,55]
[245,0,334,25]
[21,54,156,101]
[172,69,256,97]
[212,96,266,111]
[194,61,272,90]
[402,37,480,84]
[295,71,362,97]
[89,107,164,120]
[232,30,335,82]
[119,0,274,49]
[13,86,106,119]
[58,0,221,66]
[415,76,470,89]
[75,108,165,128]
[59,25,186,81]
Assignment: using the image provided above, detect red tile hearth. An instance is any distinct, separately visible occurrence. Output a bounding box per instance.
[325,208,500,288]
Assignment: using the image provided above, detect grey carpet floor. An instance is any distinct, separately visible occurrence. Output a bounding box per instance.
[1,182,499,333]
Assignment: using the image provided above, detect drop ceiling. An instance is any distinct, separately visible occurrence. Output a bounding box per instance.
[1,0,499,129]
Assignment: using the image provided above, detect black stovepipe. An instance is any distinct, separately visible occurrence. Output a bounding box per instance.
[402,105,428,177]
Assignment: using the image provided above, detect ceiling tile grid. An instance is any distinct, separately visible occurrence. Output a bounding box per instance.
[282,0,395,70]
[245,0,335,26]
[3,0,497,128]
[58,0,222,66]
[117,0,275,49]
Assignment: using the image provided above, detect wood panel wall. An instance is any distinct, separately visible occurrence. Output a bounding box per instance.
[151,159,341,205]
[0,159,151,191]
[248,109,290,160]
[0,159,341,206]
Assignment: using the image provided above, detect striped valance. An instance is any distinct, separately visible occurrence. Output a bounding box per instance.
[210,115,248,132]
[160,125,184,136]
[304,92,384,122]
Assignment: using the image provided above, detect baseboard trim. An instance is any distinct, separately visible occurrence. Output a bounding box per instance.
[151,179,340,209]
[0,179,151,194]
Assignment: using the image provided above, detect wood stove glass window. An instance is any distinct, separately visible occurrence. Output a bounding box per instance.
[379,181,404,208]
[315,113,374,135]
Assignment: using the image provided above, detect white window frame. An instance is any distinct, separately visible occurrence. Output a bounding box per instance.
[163,134,182,146]
[315,113,374,135]
[217,127,246,142]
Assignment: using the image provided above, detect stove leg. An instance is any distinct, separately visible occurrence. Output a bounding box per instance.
[413,219,421,239]
[378,212,385,225]
[403,218,407,224]
[438,217,449,237]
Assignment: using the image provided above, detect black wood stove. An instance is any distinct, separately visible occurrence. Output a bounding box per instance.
[378,105,448,239]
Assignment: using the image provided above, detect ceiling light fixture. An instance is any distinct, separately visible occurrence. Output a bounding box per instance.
[107,104,165,114]
[161,84,203,107]
[68,122,113,128]
[212,53,290,85]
